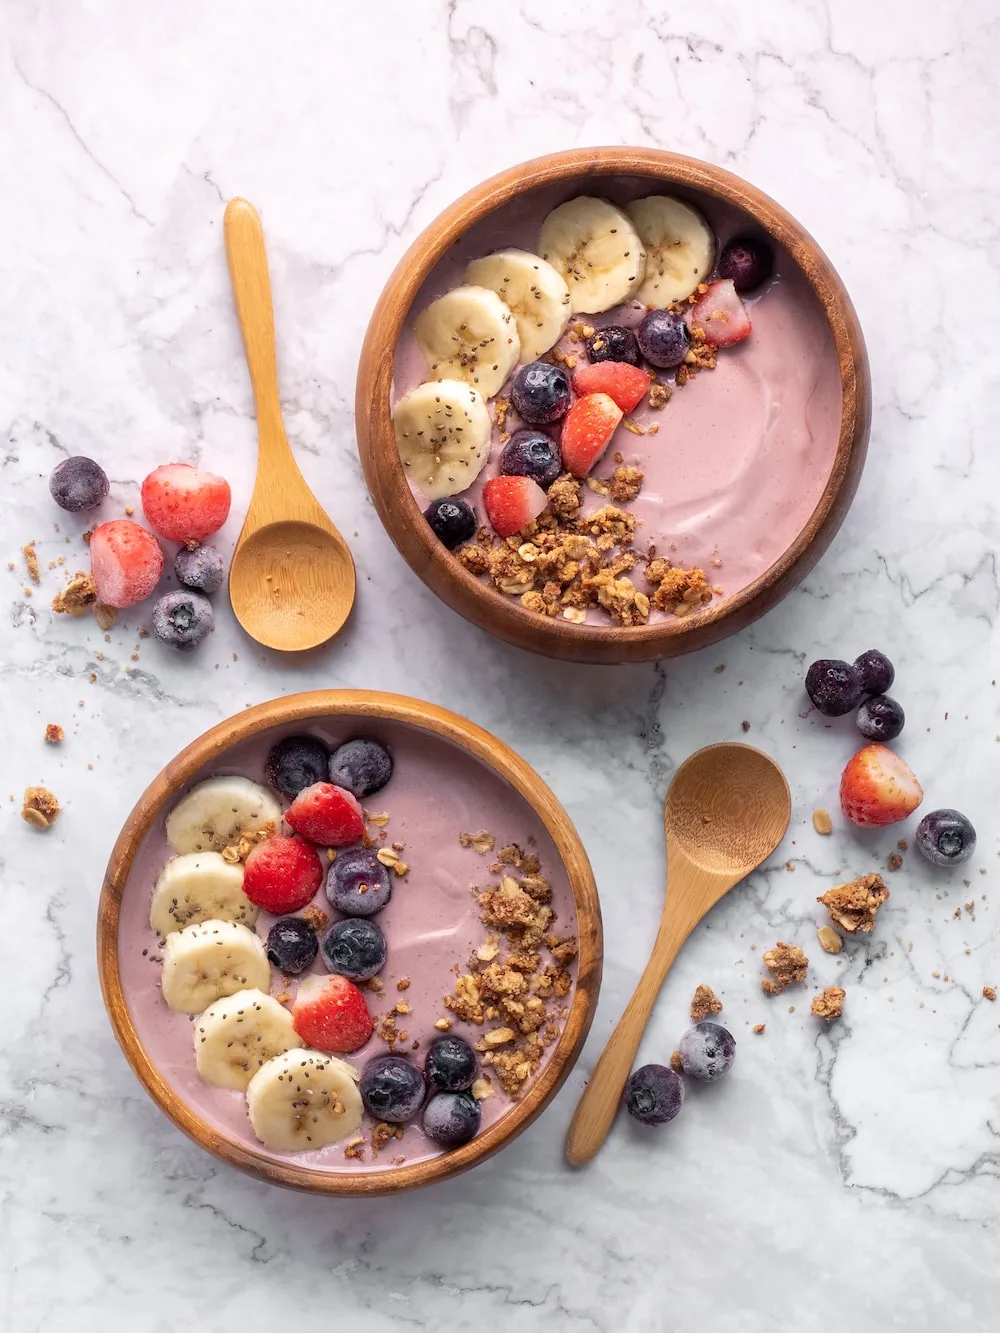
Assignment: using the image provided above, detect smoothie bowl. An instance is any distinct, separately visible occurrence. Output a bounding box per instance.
[356,148,870,664]
[98,691,601,1194]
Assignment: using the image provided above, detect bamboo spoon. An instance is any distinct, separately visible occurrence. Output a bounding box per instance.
[565,742,791,1167]
[224,198,356,651]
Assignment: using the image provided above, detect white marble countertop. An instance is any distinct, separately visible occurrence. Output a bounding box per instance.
[2,2,998,1329]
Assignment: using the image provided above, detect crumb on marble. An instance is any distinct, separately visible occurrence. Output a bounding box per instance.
[984,986,997,1002]
[670,1049,683,1073]
[887,852,903,872]
[51,571,97,616]
[812,809,833,835]
[690,984,723,1022]
[21,786,61,830]
[22,543,39,583]
[817,925,843,955]
[761,942,808,995]
[817,873,889,934]
[752,1023,766,1034]
[44,723,64,744]
[811,986,846,1022]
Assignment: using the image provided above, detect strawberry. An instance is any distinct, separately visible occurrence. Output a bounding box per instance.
[242,835,323,914]
[840,744,923,827]
[285,781,364,847]
[89,519,164,608]
[292,973,373,1053]
[559,393,623,477]
[688,279,751,347]
[482,475,548,539]
[141,463,231,543]
[571,361,650,413]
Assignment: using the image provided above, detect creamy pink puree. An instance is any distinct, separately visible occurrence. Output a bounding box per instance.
[393,178,843,618]
[117,718,577,1175]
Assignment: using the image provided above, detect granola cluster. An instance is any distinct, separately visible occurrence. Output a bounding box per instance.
[690,984,723,1022]
[817,873,889,934]
[21,786,61,830]
[811,986,846,1022]
[761,942,809,996]
[220,821,277,864]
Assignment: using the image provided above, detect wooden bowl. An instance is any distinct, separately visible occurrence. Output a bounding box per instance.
[356,147,871,664]
[97,690,601,1195]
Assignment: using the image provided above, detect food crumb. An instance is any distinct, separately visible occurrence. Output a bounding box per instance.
[761,942,808,995]
[812,809,833,835]
[396,977,411,992]
[887,852,903,872]
[811,986,846,1022]
[434,1017,452,1031]
[741,720,751,732]
[690,984,722,1022]
[21,786,61,830]
[51,571,97,616]
[752,1023,766,1034]
[984,986,997,1002]
[22,543,40,583]
[669,1049,683,1073]
[300,903,328,933]
[817,924,843,954]
[44,724,64,744]
[460,830,496,855]
[817,873,889,934]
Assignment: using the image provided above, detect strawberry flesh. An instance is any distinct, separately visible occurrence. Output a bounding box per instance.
[688,279,751,347]
[572,361,650,413]
[840,744,923,827]
[89,519,164,608]
[243,835,323,914]
[286,782,364,846]
[292,974,373,1053]
[559,393,624,477]
[482,475,548,539]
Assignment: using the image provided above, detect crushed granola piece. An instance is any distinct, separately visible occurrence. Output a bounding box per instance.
[546,473,582,521]
[646,562,714,617]
[494,396,511,440]
[94,603,118,630]
[51,571,97,616]
[343,1136,365,1161]
[22,543,40,583]
[648,381,671,408]
[396,976,411,991]
[887,852,903,872]
[582,569,650,626]
[434,1017,452,1031]
[394,1000,410,1015]
[275,991,291,1006]
[817,873,889,934]
[300,903,328,933]
[370,1121,404,1156]
[622,416,648,436]
[44,724,64,744]
[761,942,808,995]
[457,542,491,577]
[21,786,61,830]
[669,1049,683,1073]
[471,1075,493,1100]
[366,810,390,827]
[481,1026,517,1047]
[690,984,723,1022]
[752,1023,766,1034]
[220,821,276,864]
[811,986,846,1022]
[609,465,644,503]
[817,925,843,954]
[983,986,997,1002]
[812,809,833,835]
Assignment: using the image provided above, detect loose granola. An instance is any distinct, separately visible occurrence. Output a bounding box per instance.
[690,984,723,1022]
[22,786,61,830]
[761,942,808,995]
[22,543,40,583]
[44,724,64,744]
[51,571,98,616]
[816,925,844,954]
[460,830,496,855]
[817,873,889,934]
[220,821,276,864]
[811,986,846,1022]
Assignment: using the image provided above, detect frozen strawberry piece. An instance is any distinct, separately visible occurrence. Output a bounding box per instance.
[292,973,373,1053]
[687,279,751,347]
[482,475,548,539]
[840,744,923,827]
[89,519,164,608]
[571,361,650,413]
[559,393,623,477]
[141,463,231,543]
[286,781,364,847]
[242,835,323,914]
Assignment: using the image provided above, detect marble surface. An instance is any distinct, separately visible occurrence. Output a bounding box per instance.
[2,1,999,1329]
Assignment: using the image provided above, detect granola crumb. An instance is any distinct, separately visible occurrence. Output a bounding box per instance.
[669,1049,683,1073]
[124,505,134,516]
[648,381,671,409]
[275,991,291,1006]
[817,873,889,934]
[984,986,997,1001]
[887,852,903,872]
[817,925,844,954]
[752,1023,766,1034]
[51,571,97,616]
[22,543,40,583]
[94,603,118,630]
[741,720,751,732]
[300,903,328,933]
[21,786,61,830]
[343,1136,366,1161]
[434,1017,452,1031]
[812,809,833,835]
[811,986,846,1022]
[370,1121,404,1157]
[460,831,496,855]
[471,1074,493,1100]
[690,984,722,1022]
[44,724,64,744]
[761,942,808,995]
[396,977,411,992]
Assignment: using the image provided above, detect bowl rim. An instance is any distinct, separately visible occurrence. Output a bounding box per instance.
[356,146,871,663]
[97,689,602,1195]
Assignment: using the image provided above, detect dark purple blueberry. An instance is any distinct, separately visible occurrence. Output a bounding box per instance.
[264,735,329,797]
[359,1055,426,1123]
[585,324,641,367]
[328,738,393,799]
[624,1064,685,1125]
[717,236,774,292]
[636,309,690,369]
[856,695,905,742]
[678,1022,736,1082]
[805,659,865,717]
[510,361,571,426]
[422,1091,481,1146]
[49,456,109,512]
[321,917,386,981]
[174,544,225,594]
[265,917,318,975]
[499,429,562,489]
[150,590,214,651]
[326,846,391,916]
[424,497,477,551]
[915,809,976,867]
[424,1035,478,1092]
[854,649,895,696]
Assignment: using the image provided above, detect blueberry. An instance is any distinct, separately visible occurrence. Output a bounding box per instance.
[49,456,109,512]
[854,649,895,696]
[329,738,393,799]
[421,1091,481,1146]
[805,659,865,716]
[915,809,977,867]
[499,429,562,489]
[151,590,214,651]
[424,1035,478,1092]
[424,497,477,551]
[585,325,641,366]
[856,695,905,742]
[326,846,392,916]
[510,361,571,426]
[678,1022,736,1082]
[717,236,774,292]
[321,917,386,981]
[265,917,318,975]
[636,310,690,369]
[264,735,329,797]
[624,1064,685,1125]
[359,1055,426,1123]
[174,544,225,594]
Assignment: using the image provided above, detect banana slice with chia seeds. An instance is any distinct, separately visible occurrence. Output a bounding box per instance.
[194,988,303,1091]
[624,195,715,306]
[246,1048,364,1152]
[165,776,282,855]
[413,285,521,398]
[160,918,270,1014]
[538,196,646,314]
[464,249,571,363]
[392,379,492,500]
[149,851,257,936]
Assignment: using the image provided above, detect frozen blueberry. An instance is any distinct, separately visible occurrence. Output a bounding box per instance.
[424,1035,478,1092]
[264,735,329,797]
[624,1064,685,1125]
[321,917,386,981]
[856,695,905,742]
[49,456,109,512]
[359,1055,426,1123]
[265,917,318,975]
[422,1091,481,1146]
[499,429,562,489]
[717,236,774,292]
[854,648,895,696]
[174,544,225,594]
[329,738,393,799]
[636,309,690,369]
[805,658,865,717]
[424,497,476,551]
[326,846,391,917]
[151,590,214,651]
[510,361,571,426]
[678,1022,736,1082]
[915,809,977,867]
[585,324,641,367]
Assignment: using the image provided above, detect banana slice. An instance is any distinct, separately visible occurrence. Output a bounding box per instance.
[624,196,715,306]
[413,285,521,398]
[246,1048,364,1152]
[464,250,571,363]
[160,919,270,1014]
[165,776,282,854]
[194,988,303,1091]
[149,852,257,936]
[538,196,646,315]
[393,379,492,500]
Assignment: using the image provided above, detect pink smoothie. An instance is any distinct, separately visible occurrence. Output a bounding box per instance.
[117,718,578,1176]
[393,177,843,618]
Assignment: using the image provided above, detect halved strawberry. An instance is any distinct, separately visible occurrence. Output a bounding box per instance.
[483,475,548,539]
[243,835,323,914]
[559,393,623,477]
[571,361,650,413]
[292,974,372,1053]
[286,782,364,847]
[840,744,923,827]
[688,279,751,347]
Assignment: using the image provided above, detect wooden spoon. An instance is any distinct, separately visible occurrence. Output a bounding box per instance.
[224,198,356,651]
[564,742,791,1167]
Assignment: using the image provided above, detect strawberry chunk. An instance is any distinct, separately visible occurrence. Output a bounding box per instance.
[141,463,231,543]
[840,744,923,827]
[572,361,650,413]
[482,475,548,539]
[292,974,373,1053]
[688,279,751,347]
[89,519,164,608]
[559,393,623,477]
[286,781,364,847]
[242,835,323,914]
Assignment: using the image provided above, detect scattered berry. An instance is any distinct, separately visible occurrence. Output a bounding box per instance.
[243,835,324,914]
[499,429,563,489]
[636,309,690,369]
[571,360,650,413]
[264,735,329,798]
[482,474,548,538]
[141,463,231,543]
[321,917,387,981]
[678,1022,736,1081]
[510,361,571,426]
[328,739,393,799]
[359,1055,426,1123]
[49,457,109,512]
[688,279,751,346]
[717,236,774,292]
[291,973,372,1053]
[624,1064,685,1125]
[325,846,392,916]
[424,497,477,550]
[424,1035,478,1092]
[89,519,164,608]
[265,917,318,975]
[286,781,364,847]
[422,1091,481,1146]
[805,658,865,716]
[853,648,895,695]
[856,694,905,742]
[559,392,623,477]
[585,324,641,366]
[173,544,225,594]
[151,590,214,651]
[915,809,976,866]
[840,743,923,827]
